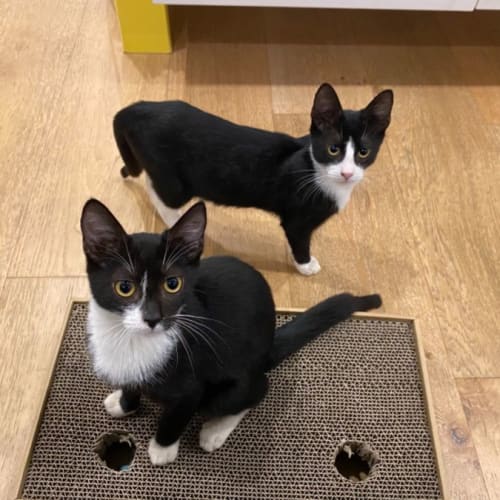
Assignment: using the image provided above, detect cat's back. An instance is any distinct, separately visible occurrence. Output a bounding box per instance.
[114,100,200,132]
[197,256,275,325]
[114,100,297,147]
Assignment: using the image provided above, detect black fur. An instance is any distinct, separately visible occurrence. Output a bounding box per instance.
[113,83,393,265]
[81,199,382,451]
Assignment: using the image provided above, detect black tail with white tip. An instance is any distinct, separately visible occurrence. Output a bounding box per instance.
[266,293,382,371]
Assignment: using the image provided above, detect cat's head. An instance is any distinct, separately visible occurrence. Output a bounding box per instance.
[309,83,393,188]
[81,199,206,333]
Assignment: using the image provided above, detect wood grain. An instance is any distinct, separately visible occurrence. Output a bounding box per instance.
[457,378,500,500]
[0,278,89,500]
[0,3,499,499]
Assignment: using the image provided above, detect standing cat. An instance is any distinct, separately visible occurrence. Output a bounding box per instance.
[113,83,393,276]
[81,199,382,465]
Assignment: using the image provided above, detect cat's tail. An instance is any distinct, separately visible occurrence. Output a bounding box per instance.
[113,110,143,179]
[266,293,382,371]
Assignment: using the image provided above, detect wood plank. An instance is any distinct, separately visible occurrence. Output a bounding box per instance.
[0,0,87,276]
[0,277,89,500]
[6,0,188,278]
[457,378,500,500]
[439,11,500,124]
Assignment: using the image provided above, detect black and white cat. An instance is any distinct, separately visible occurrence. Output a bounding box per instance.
[81,199,382,465]
[113,83,393,276]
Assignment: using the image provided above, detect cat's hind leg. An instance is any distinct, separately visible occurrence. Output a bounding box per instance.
[199,410,249,452]
[145,174,183,227]
[199,374,268,452]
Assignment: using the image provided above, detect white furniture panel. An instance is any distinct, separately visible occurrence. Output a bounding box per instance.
[475,0,500,9]
[154,0,477,11]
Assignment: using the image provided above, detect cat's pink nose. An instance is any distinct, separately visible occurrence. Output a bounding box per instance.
[341,171,353,180]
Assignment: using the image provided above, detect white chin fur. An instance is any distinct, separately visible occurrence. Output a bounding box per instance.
[87,299,177,386]
[309,140,363,211]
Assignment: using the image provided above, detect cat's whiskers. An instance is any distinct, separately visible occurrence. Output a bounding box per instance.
[174,315,225,346]
[173,318,222,364]
[173,312,229,329]
[298,172,325,204]
[173,329,195,375]
[172,314,230,349]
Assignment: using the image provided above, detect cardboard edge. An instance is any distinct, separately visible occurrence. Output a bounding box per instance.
[16,299,85,500]
[412,318,447,500]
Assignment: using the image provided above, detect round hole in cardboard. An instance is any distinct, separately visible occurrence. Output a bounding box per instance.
[334,440,380,482]
[94,431,136,472]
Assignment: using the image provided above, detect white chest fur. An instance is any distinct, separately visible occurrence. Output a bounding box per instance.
[87,299,177,387]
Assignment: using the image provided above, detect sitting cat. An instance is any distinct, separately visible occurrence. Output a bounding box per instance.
[81,199,382,465]
[113,83,393,276]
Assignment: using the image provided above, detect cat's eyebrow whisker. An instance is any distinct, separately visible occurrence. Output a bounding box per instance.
[161,239,170,268]
[104,249,134,274]
[122,237,136,274]
[163,240,196,269]
[164,240,200,271]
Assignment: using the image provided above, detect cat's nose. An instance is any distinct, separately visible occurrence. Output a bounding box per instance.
[145,318,161,329]
[341,171,353,180]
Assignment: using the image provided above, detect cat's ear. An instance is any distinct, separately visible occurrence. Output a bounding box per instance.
[311,83,343,131]
[165,202,207,264]
[362,89,393,132]
[80,199,128,265]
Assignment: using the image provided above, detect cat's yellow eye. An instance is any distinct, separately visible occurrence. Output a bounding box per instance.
[327,145,341,157]
[358,148,370,159]
[113,280,137,298]
[163,276,183,294]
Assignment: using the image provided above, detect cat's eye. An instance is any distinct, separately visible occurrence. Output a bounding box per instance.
[358,148,370,159]
[113,280,137,298]
[163,276,183,294]
[327,145,341,157]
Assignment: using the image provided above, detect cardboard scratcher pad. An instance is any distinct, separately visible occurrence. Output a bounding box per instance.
[21,303,442,499]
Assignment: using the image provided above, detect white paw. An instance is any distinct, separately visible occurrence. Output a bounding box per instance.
[148,437,179,465]
[199,411,248,453]
[199,424,229,452]
[294,256,321,276]
[104,390,135,418]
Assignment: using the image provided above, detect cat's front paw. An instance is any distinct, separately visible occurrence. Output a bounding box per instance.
[148,437,179,465]
[104,389,136,418]
[294,256,321,276]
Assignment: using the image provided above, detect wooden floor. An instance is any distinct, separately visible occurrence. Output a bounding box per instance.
[1,2,499,498]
